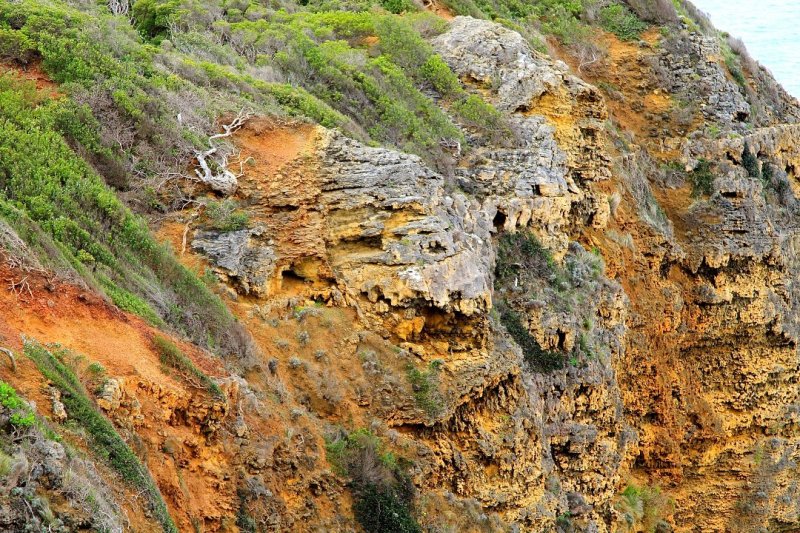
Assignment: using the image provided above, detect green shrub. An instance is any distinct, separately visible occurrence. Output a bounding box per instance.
[600,3,648,41]
[88,362,106,374]
[761,160,774,188]
[99,276,163,325]
[24,340,177,533]
[742,141,760,179]
[325,428,395,475]
[690,159,714,197]
[615,484,674,532]
[452,93,510,140]
[152,335,224,399]
[406,360,443,418]
[132,0,184,39]
[495,231,557,284]
[325,428,420,533]
[354,484,422,533]
[0,380,35,427]
[0,28,37,64]
[380,0,415,14]
[419,55,462,98]
[721,39,747,87]
[625,0,677,23]
[497,303,564,372]
[205,199,249,232]
[263,83,349,129]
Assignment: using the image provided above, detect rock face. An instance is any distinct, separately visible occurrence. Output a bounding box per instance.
[431,17,565,113]
[193,126,495,315]
[654,31,751,126]
[433,16,612,253]
[193,227,278,296]
[188,15,632,532]
[105,10,800,533]
[319,131,495,315]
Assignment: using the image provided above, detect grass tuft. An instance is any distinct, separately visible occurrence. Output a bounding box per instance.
[152,335,224,399]
[23,339,177,533]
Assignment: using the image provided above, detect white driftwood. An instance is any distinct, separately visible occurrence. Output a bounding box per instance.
[193,109,252,195]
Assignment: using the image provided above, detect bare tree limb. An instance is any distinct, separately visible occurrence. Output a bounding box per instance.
[192,108,253,195]
[208,110,252,142]
[7,276,32,299]
[108,0,130,16]
[0,348,15,372]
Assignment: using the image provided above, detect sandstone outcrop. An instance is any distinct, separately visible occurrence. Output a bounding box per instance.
[10,4,800,533]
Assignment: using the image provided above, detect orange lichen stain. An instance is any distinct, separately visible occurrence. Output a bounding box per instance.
[528,89,580,142]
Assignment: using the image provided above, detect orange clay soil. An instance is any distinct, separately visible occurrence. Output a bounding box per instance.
[1,61,63,98]
[425,0,455,20]
[234,117,318,177]
[0,262,234,531]
[555,29,701,161]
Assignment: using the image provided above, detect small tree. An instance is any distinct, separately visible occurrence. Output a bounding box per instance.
[742,142,761,179]
[762,160,774,185]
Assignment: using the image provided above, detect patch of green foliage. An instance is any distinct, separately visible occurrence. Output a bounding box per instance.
[325,428,420,533]
[263,83,349,128]
[99,276,164,326]
[405,360,443,418]
[615,484,674,533]
[721,39,747,87]
[600,3,648,41]
[495,230,558,284]
[354,485,421,533]
[0,380,35,427]
[690,159,714,197]
[497,303,565,371]
[325,428,397,474]
[23,340,177,533]
[493,231,604,372]
[204,199,250,232]
[0,73,246,355]
[152,335,224,399]
[761,160,775,191]
[441,0,592,45]
[742,141,760,179]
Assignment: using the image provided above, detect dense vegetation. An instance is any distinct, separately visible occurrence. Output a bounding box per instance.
[0,72,248,355]
[326,428,421,533]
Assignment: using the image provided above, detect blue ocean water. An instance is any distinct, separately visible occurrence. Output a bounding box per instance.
[691,0,800,97]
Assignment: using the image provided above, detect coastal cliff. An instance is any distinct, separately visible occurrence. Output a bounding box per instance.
[1,0,799,531]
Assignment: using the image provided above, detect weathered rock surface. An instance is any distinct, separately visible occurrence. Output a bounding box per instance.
[193,226,278,296]
[654,31,751,126]
[36,9,800,533]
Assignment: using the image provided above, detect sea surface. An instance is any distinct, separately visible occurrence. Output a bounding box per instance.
[691,0,800,97]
